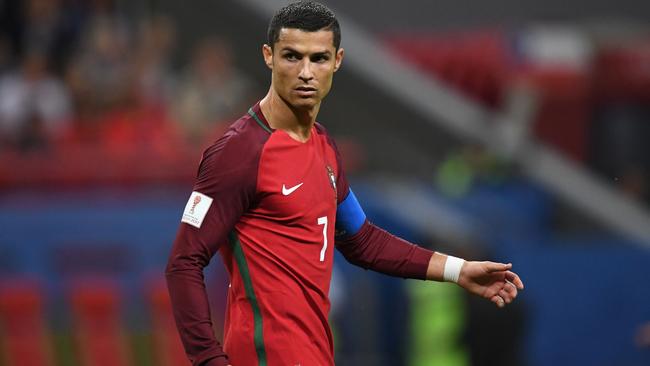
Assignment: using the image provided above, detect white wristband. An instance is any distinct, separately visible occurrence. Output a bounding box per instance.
[443,255,465,283]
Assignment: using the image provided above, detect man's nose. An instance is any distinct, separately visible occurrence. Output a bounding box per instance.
[298,60,314,81]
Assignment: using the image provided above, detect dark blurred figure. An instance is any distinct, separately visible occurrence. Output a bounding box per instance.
[0,0,20,73]
[0,0,21,60]
[0,50,71,150]
[0,0,86,74]
[591,104,650,203]
[0,36,12,75]
[460,247,527,366]
[463,288,527,366]
[22,0,76,73]
[590,41,650,205]
[171,36,254,143]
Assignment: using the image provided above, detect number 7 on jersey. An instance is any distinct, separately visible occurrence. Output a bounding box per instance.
[318,216,328,262]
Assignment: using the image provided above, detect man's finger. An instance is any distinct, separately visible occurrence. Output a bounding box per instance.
[485,262,512,273]
[499,282,517,304]
[503,281,518,301]
[506,271,524,289]
[491,295,505,308]
[498,289,512,304]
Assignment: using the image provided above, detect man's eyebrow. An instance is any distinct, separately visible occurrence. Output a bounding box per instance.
[311,51,332,57]
[280,47,301,54]
[280,47,332,56]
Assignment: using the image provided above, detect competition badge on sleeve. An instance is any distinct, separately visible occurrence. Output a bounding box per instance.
[182,191,213,228]
[190,195,201,214]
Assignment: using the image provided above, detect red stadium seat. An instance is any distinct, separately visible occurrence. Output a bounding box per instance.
[383,30,509,109]
[523,68,591,162]
[147,280,191,366]
[593,40,650,103]
[69,281,132,366]
[0,280,54,366]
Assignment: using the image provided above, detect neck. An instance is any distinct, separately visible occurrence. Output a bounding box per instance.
[259,88,319,142]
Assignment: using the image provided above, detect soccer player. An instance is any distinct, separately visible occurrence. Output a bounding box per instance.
[165,2,525,365]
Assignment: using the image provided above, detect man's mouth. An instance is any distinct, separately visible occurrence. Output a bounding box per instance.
[295,86,316,92]
[295,86,317,97]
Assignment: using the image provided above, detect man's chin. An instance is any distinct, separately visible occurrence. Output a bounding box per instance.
[291,98,319,110]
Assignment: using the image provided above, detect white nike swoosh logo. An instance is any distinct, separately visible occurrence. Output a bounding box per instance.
[282,183,304,196]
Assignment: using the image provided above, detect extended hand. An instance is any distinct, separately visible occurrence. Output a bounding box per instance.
[457,261,524,308]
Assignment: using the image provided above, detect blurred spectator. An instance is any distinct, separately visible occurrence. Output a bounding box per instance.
[65,16,132,122]
[435,144,511,198]
[590,104,650,204]
[0,0,24,68]
[89,15,183,155]
[0,36,12,74]
[20,0,83,74]
[588,41,650,205]
[132,15,177,109]
[0,50,71,150]
[172,37,254,143]
[0,0,86,74]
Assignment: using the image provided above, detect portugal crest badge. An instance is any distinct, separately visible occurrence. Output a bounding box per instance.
[326,165,337,199]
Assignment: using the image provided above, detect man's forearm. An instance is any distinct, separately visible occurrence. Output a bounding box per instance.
[335,221,434,279]
[165,259,229,366]
[166,226,230,366]
[425,251,469,283]
[425,251,447,281]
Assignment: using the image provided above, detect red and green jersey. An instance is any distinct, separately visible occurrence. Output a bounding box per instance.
[166,103,433,366]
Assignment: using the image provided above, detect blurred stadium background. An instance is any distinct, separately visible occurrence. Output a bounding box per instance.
[1,0,650,365]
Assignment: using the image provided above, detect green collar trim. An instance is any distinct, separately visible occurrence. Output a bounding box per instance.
[248,107,273,134]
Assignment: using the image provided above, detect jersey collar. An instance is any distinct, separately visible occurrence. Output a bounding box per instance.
[248,102,273,134]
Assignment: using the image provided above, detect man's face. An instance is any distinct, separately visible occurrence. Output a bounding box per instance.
[263,28,344,110]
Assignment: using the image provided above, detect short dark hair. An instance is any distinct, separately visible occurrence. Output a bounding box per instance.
[267,1,341,50]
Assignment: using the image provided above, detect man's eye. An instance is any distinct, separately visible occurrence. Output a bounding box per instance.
[285,54,299,61]
[312,55,329,63]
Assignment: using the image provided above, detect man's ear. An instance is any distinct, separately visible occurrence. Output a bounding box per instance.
[263,44,273,70]
[334,47,344,72]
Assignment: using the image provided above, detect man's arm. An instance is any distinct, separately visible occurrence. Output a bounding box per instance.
[335,189,524,307]
[166,130,261,366]
[334,189,433,279]
[335,218,434,279]
[166,225,230,366]
[327,134,524,306]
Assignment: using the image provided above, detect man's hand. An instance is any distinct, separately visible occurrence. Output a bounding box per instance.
[457,261,524,308]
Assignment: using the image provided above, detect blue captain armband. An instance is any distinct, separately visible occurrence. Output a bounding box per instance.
[335,189,366,238]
